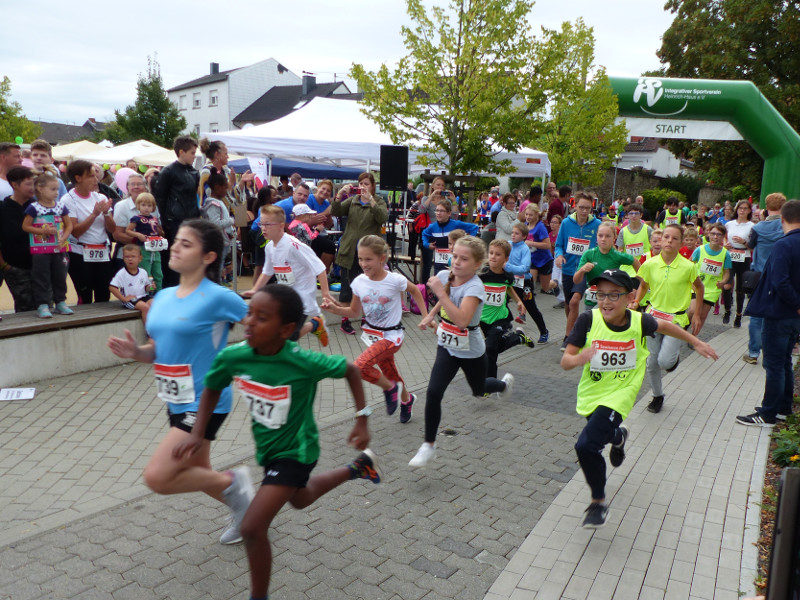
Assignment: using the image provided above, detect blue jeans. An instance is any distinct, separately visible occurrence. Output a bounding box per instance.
[757,317,800,419]
[747,316,763,358]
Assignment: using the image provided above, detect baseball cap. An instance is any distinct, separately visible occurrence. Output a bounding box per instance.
[291,205,317,216]
[589,269,638,292]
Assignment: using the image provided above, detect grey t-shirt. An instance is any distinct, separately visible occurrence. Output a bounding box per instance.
[436,270,486,358]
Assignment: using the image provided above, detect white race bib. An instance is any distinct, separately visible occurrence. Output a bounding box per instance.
[590,340,636,372]
[154,363,195,404]
[648,307,675,322]
[700,258,723,276]
[273,265,295,285]
[729,249,747,263]
[83,244,109,262]
[567,237,590,256]
[360,326,385,347]
[235,377,292,430]
[484,284,506,307]
[435,248,451,264]
[664,215,679,226]
[584,285,598,304]
[626,242,644,257]
[437,321,470,351]
[144,236,168,252]
[513,275,525,288]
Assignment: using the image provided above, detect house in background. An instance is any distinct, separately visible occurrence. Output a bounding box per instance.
[616,137,695,178]
[167,59,354,135]
[32,118,107,145]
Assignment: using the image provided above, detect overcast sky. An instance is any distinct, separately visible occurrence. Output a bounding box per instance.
[1,0,676,127]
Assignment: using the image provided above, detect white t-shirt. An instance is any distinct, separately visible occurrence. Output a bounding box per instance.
[63,190,111,252]
[725,220,754,250]
[351,272,407,345]
[264,234,325,317]
[110,266,150,298]
[0,177,12,201]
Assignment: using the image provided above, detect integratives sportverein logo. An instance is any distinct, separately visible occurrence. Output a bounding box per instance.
[632,77,723,117]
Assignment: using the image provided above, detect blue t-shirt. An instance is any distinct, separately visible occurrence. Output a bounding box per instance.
[146,278,248,415]
[306,195,330,214]
[527,221,553,268]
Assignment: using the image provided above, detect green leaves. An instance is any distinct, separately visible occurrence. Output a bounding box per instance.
[0,77,42,144]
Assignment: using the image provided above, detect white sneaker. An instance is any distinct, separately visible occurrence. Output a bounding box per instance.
[220,466,255,544]
[409,443,437,468]
[500,373,514,399]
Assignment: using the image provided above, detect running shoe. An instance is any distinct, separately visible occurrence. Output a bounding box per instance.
[36,304,52,319]
[735,412,776,427]
[609,426,628,467]
[560,337,568,352]
[713,305,720,316]
[733,314,742,328]
[409,443,437,468]
[340,319,355,335]
[54,302,74,315]
[311,316,329,347]
[742,353,758,365]
[515,314,526,324]
[722,312,731,325]
[665,358,680,373]
[516,327,535,348]
[582,503,608,529]
[537,330,549,344]
[220,466,255,545]
[348,449,381,484]
[500,373,514,399]
[384,382,402,415]
[553,301,565,309]
[552,284,561,297]
[647,395,664,413]
[753,407,789,421]
[400,394,415,424]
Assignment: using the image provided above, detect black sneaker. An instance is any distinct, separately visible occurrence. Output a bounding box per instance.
[384,382,402,415]
[560,337,568,352]
[733,314,742,328]
[553,301,565,309]
[647,396,664,413]
[665,358,680,373]
[516,327,535,348]
[400,393,415,424]
[736,412,776,427]
[582,503,608,529]
[722,312,731,325]
[348,449,381,483]
[753,407,790,421]
[340,319,356,335]
[609,426,628,467]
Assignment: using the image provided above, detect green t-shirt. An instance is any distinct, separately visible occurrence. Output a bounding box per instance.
[204,340,347,465]
[637,252,699,327]
[479,269,515,324]
[578,247,634,306]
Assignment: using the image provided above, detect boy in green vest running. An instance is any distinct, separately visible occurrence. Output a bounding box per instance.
[561,269,717,529]
[616,203,652,278]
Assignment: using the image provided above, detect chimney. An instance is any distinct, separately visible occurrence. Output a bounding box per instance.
[302,75,316,97]
[210,62,220,75]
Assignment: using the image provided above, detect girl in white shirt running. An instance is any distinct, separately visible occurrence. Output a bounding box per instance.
[322,235,428,423]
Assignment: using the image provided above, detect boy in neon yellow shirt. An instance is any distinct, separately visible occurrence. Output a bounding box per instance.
[562,269,717,528]
[632,224,705,413]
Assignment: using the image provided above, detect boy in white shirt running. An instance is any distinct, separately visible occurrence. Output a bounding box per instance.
[244,205,331,346]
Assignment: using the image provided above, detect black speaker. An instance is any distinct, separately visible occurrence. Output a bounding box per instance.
[379,145,409,191]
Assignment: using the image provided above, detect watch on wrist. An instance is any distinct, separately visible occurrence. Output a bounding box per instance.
[354,406,373,418]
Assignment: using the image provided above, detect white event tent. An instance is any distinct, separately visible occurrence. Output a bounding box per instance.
[75,140,171,165]
[205,98,551,179]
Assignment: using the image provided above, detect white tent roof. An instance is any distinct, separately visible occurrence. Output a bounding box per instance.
[52,140,104,161]
[206,98,550,178]
[76,140,169,165]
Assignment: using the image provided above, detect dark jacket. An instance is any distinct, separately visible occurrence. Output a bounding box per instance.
[0,196,32,269]
[153,161,200,228]
[745,228,800,320]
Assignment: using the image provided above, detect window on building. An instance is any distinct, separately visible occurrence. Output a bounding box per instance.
[193,92,201,109]
[210,123,219,133]
[179,95,187,110]
[193,124,200,135]
[209,90,219,107]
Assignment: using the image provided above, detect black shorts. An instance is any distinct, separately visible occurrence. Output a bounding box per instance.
[561,276,575,302]
[703,299,715,307]
[168,410,227,440]
[535,260,554,276]
[261,458,317,488]
[569,279,587,300]
[311,235,336,257]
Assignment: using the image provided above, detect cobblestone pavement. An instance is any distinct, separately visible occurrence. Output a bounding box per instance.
[1,297,593,599]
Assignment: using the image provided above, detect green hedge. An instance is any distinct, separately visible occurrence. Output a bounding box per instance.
[640,189,687,216]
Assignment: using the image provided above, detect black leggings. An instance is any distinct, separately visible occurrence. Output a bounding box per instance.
[514,281,547,336]
[575,405,624,500]
[68,252,113,304]
[424,345,504,442]
[480,319,521,378]
[722,257,751,315]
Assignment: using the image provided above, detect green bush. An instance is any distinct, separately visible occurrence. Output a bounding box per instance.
[661,174,705,204]
[640,189,687,216]
[731,185,751,202]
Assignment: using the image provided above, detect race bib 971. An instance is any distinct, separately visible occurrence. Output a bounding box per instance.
[437,321,470,351]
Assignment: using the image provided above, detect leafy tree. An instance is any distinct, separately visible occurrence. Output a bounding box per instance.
[657,0,800,195]
[641,188,686,216]
[0,77,42,143]
[104,57,186,148]
[351,0,624,179]
[660,173,705,205]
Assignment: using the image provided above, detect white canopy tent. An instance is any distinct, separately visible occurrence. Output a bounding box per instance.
[52,140,104,161]
[205,98,550,179]
[75,140,170,165]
